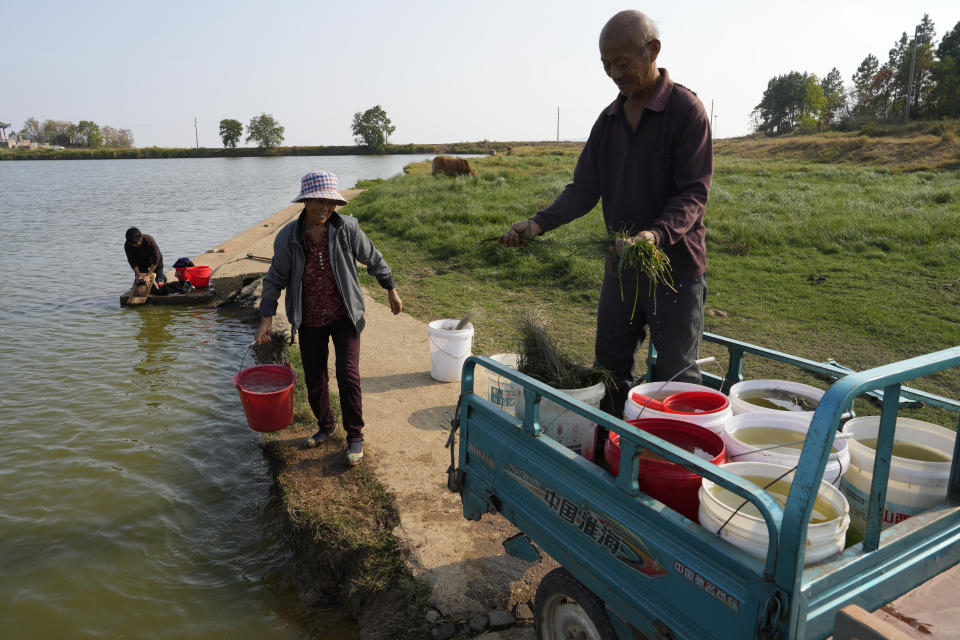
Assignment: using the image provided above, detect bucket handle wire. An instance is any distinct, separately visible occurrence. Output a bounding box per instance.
[635,356,719,419]
[236,342,289,390]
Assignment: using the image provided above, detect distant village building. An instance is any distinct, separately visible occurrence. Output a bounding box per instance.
[0,122,52,149]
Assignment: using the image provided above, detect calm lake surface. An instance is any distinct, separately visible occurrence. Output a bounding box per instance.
[0,155,440,639]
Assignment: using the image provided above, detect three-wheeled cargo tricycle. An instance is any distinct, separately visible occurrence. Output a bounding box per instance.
[447,333,960,639]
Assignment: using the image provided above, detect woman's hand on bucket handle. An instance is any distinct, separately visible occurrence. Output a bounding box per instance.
[255,316,273,345]
[388,289,403,315]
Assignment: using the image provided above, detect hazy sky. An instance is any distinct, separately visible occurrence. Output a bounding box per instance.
[4,1,959,148]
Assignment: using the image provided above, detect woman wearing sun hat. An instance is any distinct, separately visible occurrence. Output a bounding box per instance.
[255,170,403,466]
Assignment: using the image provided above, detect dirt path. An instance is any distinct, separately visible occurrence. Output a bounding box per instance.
[205,194,555,631]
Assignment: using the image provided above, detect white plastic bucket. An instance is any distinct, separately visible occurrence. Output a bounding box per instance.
[427,320,474,382]
[516,381,606,461]
[624,381,731,435]
[478,353,519,414]
[728,379,824,416]
[699,461,850,565]
[840,416,955,538]
[722,412,851,486]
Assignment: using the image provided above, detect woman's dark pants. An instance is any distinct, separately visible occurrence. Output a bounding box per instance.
[298,317,364,442]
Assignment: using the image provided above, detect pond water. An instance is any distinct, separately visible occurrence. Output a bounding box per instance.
[0,154,440,638]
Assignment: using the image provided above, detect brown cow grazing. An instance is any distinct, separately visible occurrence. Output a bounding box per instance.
[432,155,477,177]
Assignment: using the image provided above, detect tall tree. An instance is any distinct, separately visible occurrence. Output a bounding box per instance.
[19,117,42,142]
[116,128,135,147]
[752,72,825,134]
[351,105,396,152]
[42,119,74,146]
[100,126,134,147]
[851,54,880,117]
[76,121,103,147]
[931,20,960,117]
[820,67,847,128]
[245,113,284,148]
[800,77,828,132]
[218,118,243,148]
[887,31,911,120]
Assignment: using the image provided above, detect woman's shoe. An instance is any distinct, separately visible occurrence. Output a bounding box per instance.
[306,430,330,448]
[345,441,364,466]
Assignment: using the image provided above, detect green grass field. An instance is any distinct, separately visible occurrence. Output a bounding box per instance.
[350,149,960,425]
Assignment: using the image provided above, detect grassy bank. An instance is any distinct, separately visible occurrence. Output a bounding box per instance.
[715,119,960,171]
[261,346,429,639]
[351,150,959,423]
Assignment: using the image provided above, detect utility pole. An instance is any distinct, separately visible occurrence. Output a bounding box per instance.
[904,24,920,125]
[556,107,560,142]
[194,117,199,148]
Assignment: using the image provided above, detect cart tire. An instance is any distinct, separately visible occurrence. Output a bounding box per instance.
[534,567,616,640]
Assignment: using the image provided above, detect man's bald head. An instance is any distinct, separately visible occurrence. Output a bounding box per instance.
[600,10,659,58]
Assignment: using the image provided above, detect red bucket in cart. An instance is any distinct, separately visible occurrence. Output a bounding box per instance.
[605,418,726,521]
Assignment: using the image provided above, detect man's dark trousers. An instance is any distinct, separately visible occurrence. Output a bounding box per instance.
[595,269,706,418]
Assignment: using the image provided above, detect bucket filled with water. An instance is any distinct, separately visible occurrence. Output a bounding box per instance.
[624,382,732,434]
[698,461,850,565]
[722,412,851,486]
[728,379,824,415]
[605,418,727,521]
[234,364,297,432]
[841,416,954,538]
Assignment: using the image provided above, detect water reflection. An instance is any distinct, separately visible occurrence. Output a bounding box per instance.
[133,307,176,381]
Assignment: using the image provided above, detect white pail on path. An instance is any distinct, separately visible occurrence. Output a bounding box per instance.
[428,320,474,382]
[722,412,850,486]
[517,381,606,461]
[624,381,731,435]
[840,416,954,538]
[698,461,850,565]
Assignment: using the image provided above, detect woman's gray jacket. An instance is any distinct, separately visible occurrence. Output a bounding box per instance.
[260,210,395,341]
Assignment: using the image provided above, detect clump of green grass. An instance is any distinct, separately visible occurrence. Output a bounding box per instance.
[569,232,676,319]
[516,315,612,389]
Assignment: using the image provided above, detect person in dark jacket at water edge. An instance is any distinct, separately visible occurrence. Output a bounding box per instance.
[255,170,402,466]
[124,227,167,284]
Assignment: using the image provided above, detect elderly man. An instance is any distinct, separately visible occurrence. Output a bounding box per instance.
[501,10,713,417]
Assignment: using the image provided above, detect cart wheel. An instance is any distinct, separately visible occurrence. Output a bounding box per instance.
[534,567,616,640]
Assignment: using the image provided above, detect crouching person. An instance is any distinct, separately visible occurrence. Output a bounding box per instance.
[255,171,403,466]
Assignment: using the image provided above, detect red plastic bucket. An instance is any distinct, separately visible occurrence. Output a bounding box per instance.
[604,418,726,521]
[233,364,296,432]
[183,266,211,287]
[662,390,729,415]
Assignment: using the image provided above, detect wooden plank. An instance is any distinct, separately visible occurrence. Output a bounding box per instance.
[126,274,154,306]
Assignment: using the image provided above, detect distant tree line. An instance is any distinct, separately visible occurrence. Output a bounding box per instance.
[753,14,960,134]
[13,118,134,147]
[219,106,397,152]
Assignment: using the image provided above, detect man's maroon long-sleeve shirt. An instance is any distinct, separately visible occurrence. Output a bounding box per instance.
[124,234,163,271]
[531,68,713,280]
